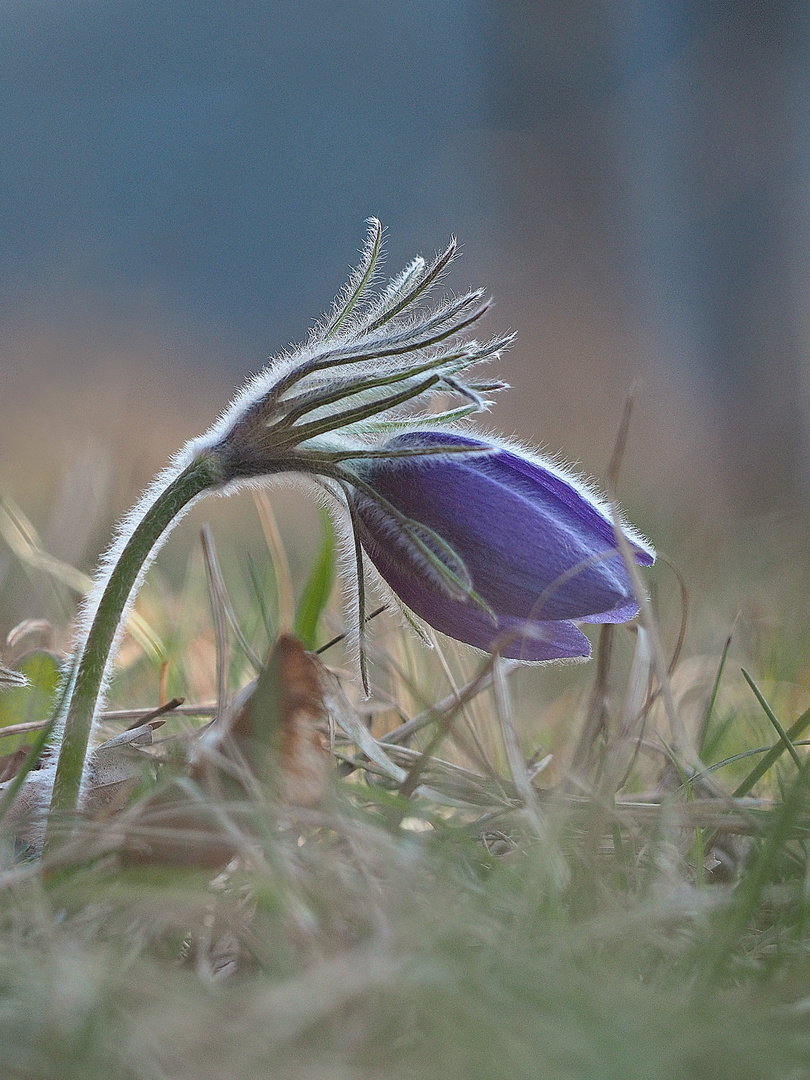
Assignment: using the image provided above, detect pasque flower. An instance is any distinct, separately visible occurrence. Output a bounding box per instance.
[42,218,655,834]
[347,431,655,661]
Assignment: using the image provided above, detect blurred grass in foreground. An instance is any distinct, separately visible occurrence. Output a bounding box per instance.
[3,343,810,1078]
[2,459,810,1079]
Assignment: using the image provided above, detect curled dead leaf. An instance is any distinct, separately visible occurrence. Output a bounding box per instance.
[122,635,331,869]
[0,746,30,783]
[194,634,330,808]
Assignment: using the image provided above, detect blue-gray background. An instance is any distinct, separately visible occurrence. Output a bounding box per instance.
[3,0,809,512]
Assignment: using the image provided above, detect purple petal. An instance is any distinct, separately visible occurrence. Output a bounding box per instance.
[357,515,591,660]
[349,430,654,658]
[354,437,637,621]
[387,432,655,567]
[578,598,641,624]
[491,617,592,661]
[484,445,655,568]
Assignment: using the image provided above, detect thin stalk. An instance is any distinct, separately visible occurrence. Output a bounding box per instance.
[45,452,220,841]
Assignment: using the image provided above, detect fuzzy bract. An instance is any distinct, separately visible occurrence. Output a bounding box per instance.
[347,432,655,661]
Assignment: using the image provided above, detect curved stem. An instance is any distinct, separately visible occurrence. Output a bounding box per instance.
[45,452,220,843]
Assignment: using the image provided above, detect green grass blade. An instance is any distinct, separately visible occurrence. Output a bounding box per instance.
[0,658,69,827]
[698,629,733,760]
[733,672,807,800]
[294,508,335,650]
[0,716,57,826]
[246,553,276,641]
[0,652,61,749]
[732,706,810,797]
[741,668,802,770]
[700,750,810,989]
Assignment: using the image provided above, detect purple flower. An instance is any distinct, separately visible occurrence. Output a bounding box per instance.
[347,432,655,661]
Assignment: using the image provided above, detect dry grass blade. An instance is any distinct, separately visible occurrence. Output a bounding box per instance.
[253,492,295,634]
[201,525,231,721]
[317,662,408,785]
[5,619,54,663]
[0,719,50,740]
[492,656,543,821]
[569,623,615,775]
[397,653,499,800]
[380,665,513,746]
[606,625,654,794]
[606,383,638,491]
[200,523,263,672]
[100,702,218,723]
[428,629,501,777]
[124,696,186,731]
[0,496,164,662]
[377,742,520,807]
[609,499,695,769]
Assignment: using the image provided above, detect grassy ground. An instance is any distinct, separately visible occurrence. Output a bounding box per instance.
[2,484,810,1079]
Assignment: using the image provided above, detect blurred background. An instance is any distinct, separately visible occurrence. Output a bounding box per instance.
[1,0,809,645]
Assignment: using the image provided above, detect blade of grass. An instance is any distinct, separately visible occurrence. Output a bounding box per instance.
[0,652,71,826]
[201,527,230,721]
[607,625,654,795]
[699,750,810,990]
[492,655,541,820]
[698,623,736,759]
[732,706,810,798]
[0,497,165,663]
[608,501,694,767]
[315,604,386,656]
[569,624,614,776]
[666,751,707,887]
[740,669,803,771]
[200,526,263,671]
[0,719,50,740]
[246,554,275,642]
[427,629,501,779]
[294,508,335,650]
[0,716,56,826]
[253,492,295,635]
[397,654,497,800]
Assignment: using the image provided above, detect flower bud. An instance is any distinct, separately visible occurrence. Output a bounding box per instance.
[348,432,655,660]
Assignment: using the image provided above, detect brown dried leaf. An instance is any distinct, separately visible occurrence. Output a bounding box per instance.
[118,783,244,869]
[121,636,331,870]
[195,634,330,807]
[82,720,164,816]
[0,746,30,783]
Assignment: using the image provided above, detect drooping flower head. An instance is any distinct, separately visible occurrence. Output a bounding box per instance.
[48,219,656,832]
[346,432,654,663]
[193,218,654,676]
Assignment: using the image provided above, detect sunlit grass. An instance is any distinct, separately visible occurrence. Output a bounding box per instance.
[2,473,810,1079]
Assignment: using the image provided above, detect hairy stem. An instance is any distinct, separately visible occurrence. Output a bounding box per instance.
[45,452,221,844]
